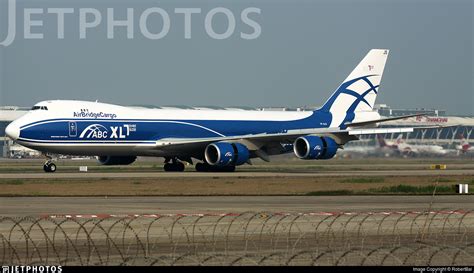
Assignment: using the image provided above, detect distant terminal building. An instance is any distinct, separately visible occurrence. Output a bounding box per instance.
[367,115,474,146]
[0,106,31,157]
[364,104,473,146]
[0,103,472,157]
[374,104,447,117]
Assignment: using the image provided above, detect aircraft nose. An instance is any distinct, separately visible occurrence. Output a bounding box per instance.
[5,123,20,140]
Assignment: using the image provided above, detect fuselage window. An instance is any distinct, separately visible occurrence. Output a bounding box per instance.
[31,106,48,110]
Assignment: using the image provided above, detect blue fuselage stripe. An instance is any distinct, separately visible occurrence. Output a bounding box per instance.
[18,111,333,144]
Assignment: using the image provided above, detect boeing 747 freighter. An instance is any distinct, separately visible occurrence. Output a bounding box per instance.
[6,49,421,172]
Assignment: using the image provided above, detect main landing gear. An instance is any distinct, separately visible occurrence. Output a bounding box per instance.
[195,163,235,172]
[162,158,236,172]
[163,157,185,172]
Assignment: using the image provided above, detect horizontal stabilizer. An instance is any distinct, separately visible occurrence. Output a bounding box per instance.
[345,114,426,127]
[348,128,413,135]
[408,124,460,130]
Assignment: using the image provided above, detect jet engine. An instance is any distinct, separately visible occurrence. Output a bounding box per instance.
[293,136,338,160]
[98,156,137,165]
[204,142,250,166]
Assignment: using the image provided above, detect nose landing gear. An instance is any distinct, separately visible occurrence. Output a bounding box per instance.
[42,154,57,173]
[43,161,57,173]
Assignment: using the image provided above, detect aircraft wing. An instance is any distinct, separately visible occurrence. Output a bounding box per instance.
[155,127,414,153]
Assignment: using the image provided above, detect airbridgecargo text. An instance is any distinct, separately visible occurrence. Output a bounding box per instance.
[73,110,117,119]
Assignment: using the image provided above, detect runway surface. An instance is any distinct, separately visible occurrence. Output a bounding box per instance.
[1,195,473,217]
[0,169,472,179]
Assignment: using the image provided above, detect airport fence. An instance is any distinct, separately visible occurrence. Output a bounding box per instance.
[1,210,473,266]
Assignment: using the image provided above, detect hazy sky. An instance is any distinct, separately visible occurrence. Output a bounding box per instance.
[0,0,472,115]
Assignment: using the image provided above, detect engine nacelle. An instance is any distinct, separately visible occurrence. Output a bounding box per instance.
[205,142,250,166]
[98,156,137,165]
[293,136,338,160]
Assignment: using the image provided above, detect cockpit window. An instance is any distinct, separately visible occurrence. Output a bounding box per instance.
[31,106,48,110]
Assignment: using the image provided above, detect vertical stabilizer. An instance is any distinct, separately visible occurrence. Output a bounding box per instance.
[320,49,389,128]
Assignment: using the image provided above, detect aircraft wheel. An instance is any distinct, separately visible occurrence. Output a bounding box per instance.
[43,162,56,173]
[164,163,172,172]
[223,165,236,172]
[176,162,185,172]
[164,162,185,172]
[195,163,208,172]
[195,163,235,172]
